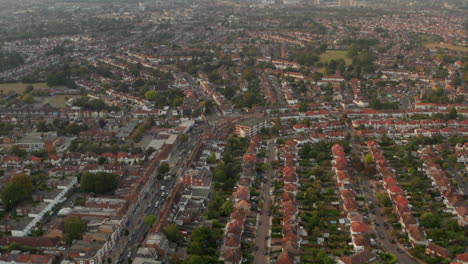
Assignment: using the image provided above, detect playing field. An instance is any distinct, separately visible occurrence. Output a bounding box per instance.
[319,50,352,65]
[44,95,76,108]
[0,83,49,94]
[424,43,468,53]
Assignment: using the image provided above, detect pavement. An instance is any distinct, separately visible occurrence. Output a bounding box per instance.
[254,141,275,264]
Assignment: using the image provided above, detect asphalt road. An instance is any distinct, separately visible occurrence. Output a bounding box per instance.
[254,141,275,264]
[348,136,419,264]
[361,183,419,264]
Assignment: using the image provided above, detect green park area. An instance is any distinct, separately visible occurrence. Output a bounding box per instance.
[424,43,468,53]
[319,50,352,65]
[0,82,49,94]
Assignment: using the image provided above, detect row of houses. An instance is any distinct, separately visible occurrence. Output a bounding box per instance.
[276,140,301,264]
[0,152,145,169]
[367,140,427,247]
[455,142,468,169]
[420,146,467,227]
[345,109,468,119]
[355,127,468,139]
[221,137,262,264]
[331,144,377,264]
[352,119,468,130]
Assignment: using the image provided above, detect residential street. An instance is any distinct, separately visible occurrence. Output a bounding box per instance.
[349,130,419,264]
[360,182,419,264]
[254,141,275,264]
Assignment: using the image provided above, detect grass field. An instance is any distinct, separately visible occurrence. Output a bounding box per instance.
[43,95,76,108]
[0,83,49,94]
[319,50,352,65]
[424,43,468,53]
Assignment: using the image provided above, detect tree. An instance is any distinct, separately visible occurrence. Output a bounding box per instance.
[144,215,157,226]
[145,91,158,101]
[80,172,118,194]
[98,156,107,165]
[36,121,49,132]
[1,182,23,209]
[159,162,170,175]
[165,224,180,242]
[207,153,216,164]
[376,191,391,207]
[64,216,86,244]
[65,122,84,135]
[220,200,233,217]
[298,102,308,112]
[420,212,441,228]
[364,153,374,164]
[21,93,34,103]
[11,174,33,199]
[9,145,27,158]
[448,107,458,120]
[179,134,188,143]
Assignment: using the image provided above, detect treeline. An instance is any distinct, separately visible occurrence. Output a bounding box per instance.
[73,96,120,112]
[80,172,118,194]
[291,44,327,67]
[131,118,154,142]
[37,119,88,136]
[69,138,148,154]
[0,51,24,72]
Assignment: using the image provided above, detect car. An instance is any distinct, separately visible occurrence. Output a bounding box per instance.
[397,248,404,254]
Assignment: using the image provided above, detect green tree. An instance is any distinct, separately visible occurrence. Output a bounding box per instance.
[64,216,86,245]
[376,191,391,207]
[220,200,233,217]
[65,122,83,135]
[10,173,33,199]
[448,107,458,120]
[159,162,170,175]
[165,224,180,242]
[98,156,107,165]
[10,145,27,158]
[144,215,157,226]
[207,153,216,164]
[299,102,308,112]
[145,91,158,101]
[1,182,24,209]
[80,172,118,194]
[21,93,34,103]
[364,153,374,164]
[420,212,441,228]
[36,121,49,132]
[179,134,189,143]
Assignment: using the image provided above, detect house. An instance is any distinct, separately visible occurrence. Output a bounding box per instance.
[0,252,53,264]
[452,253,468,264]
[223,248,242,264]
[234,118,267,138]
[277,251,294,264]
[425,243,450,259]
[408,225,427,246]
[337,251,377,264]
